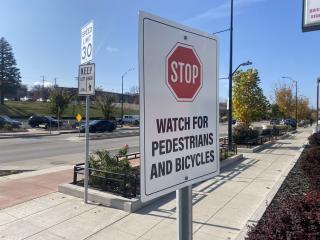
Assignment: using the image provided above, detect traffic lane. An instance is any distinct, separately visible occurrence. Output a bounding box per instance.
[0,136,140,164]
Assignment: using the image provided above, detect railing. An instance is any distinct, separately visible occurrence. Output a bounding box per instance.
[219,143,237,160]
[73,162,140,198]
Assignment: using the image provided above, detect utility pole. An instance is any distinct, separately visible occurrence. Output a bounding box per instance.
[228,0,234,149]
[40,75,45,100]
[54,77,57,88]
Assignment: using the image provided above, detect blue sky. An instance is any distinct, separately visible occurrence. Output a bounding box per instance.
[0,0,319,106]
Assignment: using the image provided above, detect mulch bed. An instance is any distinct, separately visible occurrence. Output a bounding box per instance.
[246,134,320,240]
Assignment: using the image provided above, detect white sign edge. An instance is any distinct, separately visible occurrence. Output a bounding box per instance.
[138,10,220,203]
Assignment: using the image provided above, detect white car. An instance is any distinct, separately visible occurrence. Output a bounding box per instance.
[122,115,140,125]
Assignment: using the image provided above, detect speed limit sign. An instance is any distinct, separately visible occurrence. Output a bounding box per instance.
[81,21,93,64]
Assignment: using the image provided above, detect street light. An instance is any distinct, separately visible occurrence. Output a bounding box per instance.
[317,77,320,131]
[227,0,234,149]
[282,76,298,124]
[232,61,252,75]
[121,68,134,121]
[227,60,252,148]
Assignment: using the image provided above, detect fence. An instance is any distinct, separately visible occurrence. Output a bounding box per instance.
[73,162,140,198]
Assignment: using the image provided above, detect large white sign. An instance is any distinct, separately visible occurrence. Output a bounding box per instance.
[303,0,320,32]
[139,11,219,202]
[78,63,95,95]
[81,21,94,64]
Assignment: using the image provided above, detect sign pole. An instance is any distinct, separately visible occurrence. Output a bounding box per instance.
[177,186,193,240]
[84,96,90,203]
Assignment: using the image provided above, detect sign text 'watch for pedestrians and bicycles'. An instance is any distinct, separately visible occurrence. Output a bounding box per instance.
[78,63,95,95]
[139,11,219,202]
[81,21,94,64]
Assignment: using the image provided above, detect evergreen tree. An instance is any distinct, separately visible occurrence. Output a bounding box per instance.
[0,37,21,104]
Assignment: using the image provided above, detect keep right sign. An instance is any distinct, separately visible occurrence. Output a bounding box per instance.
[139,11,219,202]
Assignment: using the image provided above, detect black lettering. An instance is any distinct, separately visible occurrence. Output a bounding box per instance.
[210,150,215,162]
[176,158,182,172]
[185,117,190,130]
[178,118,184,131]
[167,119,173,132]
[185,155,191,169]
[178,137,184,151]
[209,133,214,145]
[166,139,172,154]
[190,135,195,149]
[152,141,159,157]
[203,116,208,128]
[193,116,197,129]
[158,161,166,177]
[156,119,166,133]
[159,140,165,155]
[173,138,179,152]
[150,164,158,179]
[172,118,178,131]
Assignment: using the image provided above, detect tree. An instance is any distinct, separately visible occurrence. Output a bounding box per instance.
[274,84,295,118]
[96,94,115,119]
[0,37,21,104]
[270,104,283,119]
[49,88,71,118]
[232,69,268,125]
[297,96,311,120]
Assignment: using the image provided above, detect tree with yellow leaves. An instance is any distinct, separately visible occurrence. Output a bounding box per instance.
[232,69,268,126]
[274,84,295,119]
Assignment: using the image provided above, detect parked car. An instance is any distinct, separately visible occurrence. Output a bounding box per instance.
[0,115,22,128]
[284,118,297,128]
[80,120,116,133]
[28,116,62,128]
[121,115,140,125]
[270,119,280,125]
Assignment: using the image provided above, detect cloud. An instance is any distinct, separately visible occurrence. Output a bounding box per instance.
[106,46,119,53]
[184,0,265,25]
[33,81,53,88]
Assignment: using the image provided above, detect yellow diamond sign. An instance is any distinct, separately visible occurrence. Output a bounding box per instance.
[75,113,82,122]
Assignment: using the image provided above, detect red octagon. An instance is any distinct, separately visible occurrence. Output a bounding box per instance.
[166,43,202,102]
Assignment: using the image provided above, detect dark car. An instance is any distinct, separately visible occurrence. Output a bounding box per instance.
[0,115,22,128]
[270,119,280,125]
[80,120,116,133]
[284,118,297,128]
[28,116,62,128]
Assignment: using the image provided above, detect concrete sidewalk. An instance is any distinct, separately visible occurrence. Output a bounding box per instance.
[0,127,312,240]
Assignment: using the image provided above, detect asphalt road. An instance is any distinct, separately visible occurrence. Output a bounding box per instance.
[0,122,267,170]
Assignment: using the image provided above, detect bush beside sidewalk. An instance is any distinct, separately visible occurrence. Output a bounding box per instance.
[245,132,320,239]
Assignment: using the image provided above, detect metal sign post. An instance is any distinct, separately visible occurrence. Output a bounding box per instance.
[79,20,94,204]
[177,186,193,240]
[84,96,90,203]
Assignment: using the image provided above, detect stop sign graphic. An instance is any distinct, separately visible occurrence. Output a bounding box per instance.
[166,43,203,101]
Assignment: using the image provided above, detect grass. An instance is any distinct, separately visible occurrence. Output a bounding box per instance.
[0,101,139,118]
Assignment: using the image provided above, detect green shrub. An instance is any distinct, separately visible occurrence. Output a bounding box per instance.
[232,123,259,143]
[89,145,133,175]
